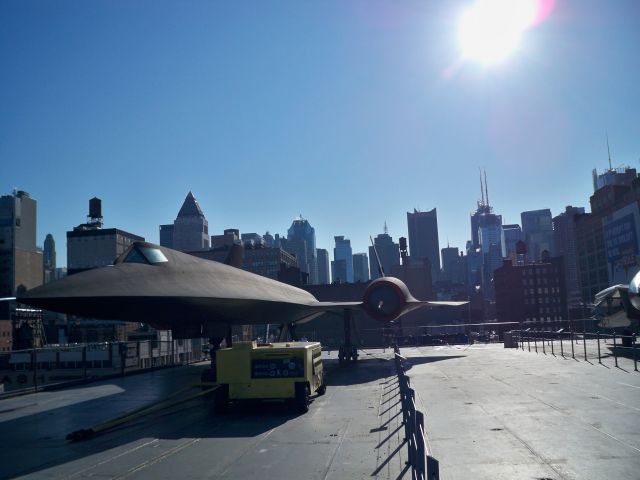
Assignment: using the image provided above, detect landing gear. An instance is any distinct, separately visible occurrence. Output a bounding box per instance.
[277,322,299,341]
[338,345,358,365]
[338,309,358,366]
[201,330,229,384]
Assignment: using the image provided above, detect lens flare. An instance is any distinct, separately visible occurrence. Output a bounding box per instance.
[458,0,540,65]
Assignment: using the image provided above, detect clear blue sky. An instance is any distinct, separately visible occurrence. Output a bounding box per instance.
[2,1,639,268]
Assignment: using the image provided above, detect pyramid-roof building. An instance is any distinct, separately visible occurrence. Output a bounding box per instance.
[177,191,205,218]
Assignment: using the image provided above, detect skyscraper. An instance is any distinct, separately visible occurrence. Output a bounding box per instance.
[43,233,56,283]
[332,236,353,283]
[406,208,441,281]
[316,248,330,285]
[576,167,640,301]
[160,192,209,252]
[553,205,585,308]
[286,216,318,284]
[0,190,43,319]
[501,224,524,259]
[352,253,370,282]
[470,172,502,300]
[441,246,466,285]
[521,209,554,262]
[470,204,492,249]
[369,232,400,280]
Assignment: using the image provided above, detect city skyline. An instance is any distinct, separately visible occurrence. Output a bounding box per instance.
[2,1,639,267]
[0,171,631,270]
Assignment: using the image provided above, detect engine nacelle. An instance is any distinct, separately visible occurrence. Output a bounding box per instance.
[361,277,415,322]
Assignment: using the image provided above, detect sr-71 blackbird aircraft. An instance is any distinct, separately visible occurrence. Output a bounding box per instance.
[17,242,466,342]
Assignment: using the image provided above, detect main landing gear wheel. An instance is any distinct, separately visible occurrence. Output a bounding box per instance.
[338,346,358,365]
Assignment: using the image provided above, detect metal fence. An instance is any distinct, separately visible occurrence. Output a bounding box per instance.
[512,330,638,372]
[0,339,206,395]
[394,345,439,480]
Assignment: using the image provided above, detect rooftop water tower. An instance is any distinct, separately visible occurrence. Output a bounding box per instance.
[87,197,103,228]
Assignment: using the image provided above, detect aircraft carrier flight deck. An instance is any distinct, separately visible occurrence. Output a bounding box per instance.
[1,344,639,480]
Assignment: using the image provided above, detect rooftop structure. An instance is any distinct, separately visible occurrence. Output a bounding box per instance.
[160,192,209,252]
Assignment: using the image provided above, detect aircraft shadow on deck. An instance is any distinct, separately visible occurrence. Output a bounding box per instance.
[0,379,302,478]
[400,355,467,367]
[0,354,466,478]
[324,354,466,386]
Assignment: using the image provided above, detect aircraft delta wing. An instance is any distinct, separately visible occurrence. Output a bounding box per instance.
[17,242,466,339]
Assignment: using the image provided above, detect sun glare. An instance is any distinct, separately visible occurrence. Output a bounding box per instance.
[458,0,539,65]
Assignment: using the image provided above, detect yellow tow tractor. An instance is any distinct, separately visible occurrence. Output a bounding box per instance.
[214,341,326,413]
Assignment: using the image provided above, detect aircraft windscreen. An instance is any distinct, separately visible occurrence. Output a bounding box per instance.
[124,246,168,264]
[139,247,168,263]
[124,248,148,264]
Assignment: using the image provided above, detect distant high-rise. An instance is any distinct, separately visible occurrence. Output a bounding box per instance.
[576,166,640,301]
[0,190,43,319]
[332,236,353,283]
[286,216,318,284]
[470,170,500,249]
[352,253,370,282]
[469,172,502,300]
[190,242,298,281]
[465,241,483,293]
[160,192,209,252]
[553,206,585,308]
[501,224,524,259]
[43,233,56,283]
[316,248,331,285]
[441,246,466,285]
[263,231,275,247]
[369,233,400,280]
[521,209,554,262]
[592,166,637,191]
[407,208,441,281]
[159,224,174,249]
[470,204,492,248]
[241,232,264,248]
[211,229,239,249]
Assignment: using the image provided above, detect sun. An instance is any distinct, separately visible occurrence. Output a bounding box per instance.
[457,0,539,65]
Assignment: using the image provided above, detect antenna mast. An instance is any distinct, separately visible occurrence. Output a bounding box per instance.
[606,132,613,170]
[484,170,490,207]
[479,168,485,206]
[370,236,385,277]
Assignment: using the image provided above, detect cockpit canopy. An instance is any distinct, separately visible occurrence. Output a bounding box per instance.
[120,244,169,265]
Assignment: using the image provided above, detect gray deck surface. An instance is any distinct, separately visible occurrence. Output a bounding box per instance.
[1,343,639,479]
[0,351,407,480]
[403,343,640,480]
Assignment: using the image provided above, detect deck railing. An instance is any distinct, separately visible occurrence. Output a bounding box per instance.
[0,339,206,395]
[512,329,638,371]
[394,345,439,480]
